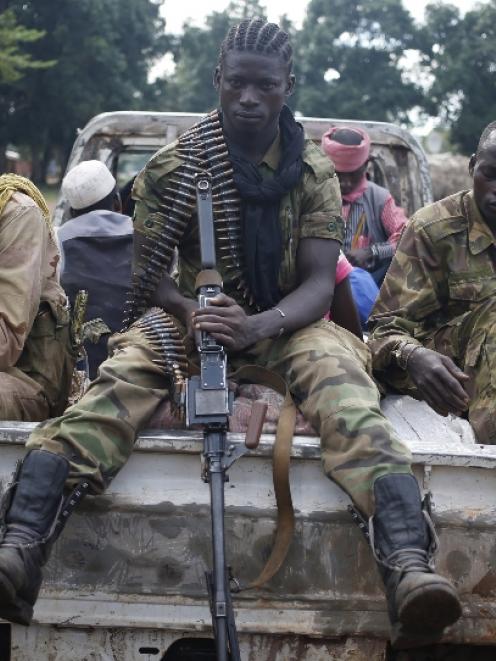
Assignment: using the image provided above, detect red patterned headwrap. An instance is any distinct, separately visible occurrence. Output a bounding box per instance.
[321,126,371,173]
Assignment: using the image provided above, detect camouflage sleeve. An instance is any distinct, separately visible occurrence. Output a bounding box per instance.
[299,172,344,242]
[368,215,444,371]
[131,141,183,269]
[299,140,344,243]
[132,140,182,232]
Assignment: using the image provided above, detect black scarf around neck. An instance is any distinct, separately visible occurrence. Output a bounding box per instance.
[228,105,304,310]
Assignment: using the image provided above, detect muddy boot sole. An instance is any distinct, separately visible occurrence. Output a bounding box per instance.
[397,577,462,633]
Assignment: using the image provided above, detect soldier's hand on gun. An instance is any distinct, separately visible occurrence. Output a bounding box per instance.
[407,347,470,417]
[192,293,257,352]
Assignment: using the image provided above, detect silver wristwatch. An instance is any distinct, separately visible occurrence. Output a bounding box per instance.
[392,341,422,371]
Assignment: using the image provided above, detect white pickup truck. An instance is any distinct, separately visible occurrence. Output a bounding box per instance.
[1,112,495,661]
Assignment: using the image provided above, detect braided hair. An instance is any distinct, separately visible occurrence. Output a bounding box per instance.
[218,17,293,72]
[476,120,496,158]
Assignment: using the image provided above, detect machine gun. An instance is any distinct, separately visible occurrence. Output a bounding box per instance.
[186,174,267,661]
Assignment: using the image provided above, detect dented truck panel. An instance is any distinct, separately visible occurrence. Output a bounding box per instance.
[52,111,432,227]
[1,396,496,659]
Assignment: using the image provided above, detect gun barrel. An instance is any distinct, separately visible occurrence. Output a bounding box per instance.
[195,175,216,269]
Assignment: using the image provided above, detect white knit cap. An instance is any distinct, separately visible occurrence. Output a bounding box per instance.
[62,160,116,210]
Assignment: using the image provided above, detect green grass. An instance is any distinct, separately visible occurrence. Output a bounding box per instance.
[39,183,59,214]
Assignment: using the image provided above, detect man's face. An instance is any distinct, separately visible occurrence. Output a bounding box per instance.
[471,133,496,227]
[214,50,294,142]
[336,163,368,197]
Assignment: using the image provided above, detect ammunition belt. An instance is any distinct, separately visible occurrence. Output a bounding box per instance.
[124,110,253,327]
[131,307,188,417]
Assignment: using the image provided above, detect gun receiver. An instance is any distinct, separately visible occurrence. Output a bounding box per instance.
[186,174,239,661]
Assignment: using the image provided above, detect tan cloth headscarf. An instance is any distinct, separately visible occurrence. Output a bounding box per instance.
[0,174,52,228]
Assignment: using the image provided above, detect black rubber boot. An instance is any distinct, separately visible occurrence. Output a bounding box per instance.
[371,474,462,649]
[0,450,69,625]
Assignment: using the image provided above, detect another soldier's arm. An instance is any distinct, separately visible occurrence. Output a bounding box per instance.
[368,219,442,364]
[331,277,362,339]
[0,200,46,369]
[368,219,469,415]
[406,347,469,416]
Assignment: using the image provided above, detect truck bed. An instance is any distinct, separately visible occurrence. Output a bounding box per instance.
[1,396,496,659]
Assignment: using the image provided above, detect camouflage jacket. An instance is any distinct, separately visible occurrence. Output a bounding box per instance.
[369,190,496,371]
[133,126,343,309]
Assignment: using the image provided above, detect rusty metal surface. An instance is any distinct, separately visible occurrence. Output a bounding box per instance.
[9,625,387,661]
[53,111,432,226]
[0,397,495,654]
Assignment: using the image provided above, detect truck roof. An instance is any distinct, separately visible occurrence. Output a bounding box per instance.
[53,111,432,226]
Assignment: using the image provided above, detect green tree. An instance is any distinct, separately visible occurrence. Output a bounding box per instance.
[422,2,496,154]
[3,0,168,182]
[162,0,269,113]
[0,9,54,83]
[293,0,424,122]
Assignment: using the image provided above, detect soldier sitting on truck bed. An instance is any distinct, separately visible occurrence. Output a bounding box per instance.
[0,18,461,648]
[0,174,74,420]
[369,121,496,445]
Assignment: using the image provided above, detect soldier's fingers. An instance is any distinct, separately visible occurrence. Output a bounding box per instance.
[424,394,464,418]
[420,375,461,413]
[426,375,468,412]
[207,294,237,307]
[435,368,470,408]
[422,385,450,413]
[207,332,236,349]
[195,320,234,336]
[194,306,239,319]
[441,357,470,382]
[424,396,450,417]
[194,316,240,335]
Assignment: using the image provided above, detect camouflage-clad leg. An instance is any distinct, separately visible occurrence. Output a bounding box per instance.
[425,298,496,443]
[259,320,412,516]
[26,309,189,493]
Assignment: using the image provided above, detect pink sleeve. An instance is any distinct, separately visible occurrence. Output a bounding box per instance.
[324,253,353,321]
[382,195,408,245]
[336,253,353,284]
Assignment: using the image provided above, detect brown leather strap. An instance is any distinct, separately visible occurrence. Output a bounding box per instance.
[230,365,296,589]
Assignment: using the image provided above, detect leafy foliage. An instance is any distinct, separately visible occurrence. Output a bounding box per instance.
[292,0,424,122]
[0,9,54,83]
[2,0,167,180]
[2,0,495,178]
[422,2,496,154]
[162,0,268,113]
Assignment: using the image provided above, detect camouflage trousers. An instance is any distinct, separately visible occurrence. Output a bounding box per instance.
[425,298,496,443]
[27,314,412,516]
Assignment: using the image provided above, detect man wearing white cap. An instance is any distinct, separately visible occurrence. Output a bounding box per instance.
[58,160,133,378]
